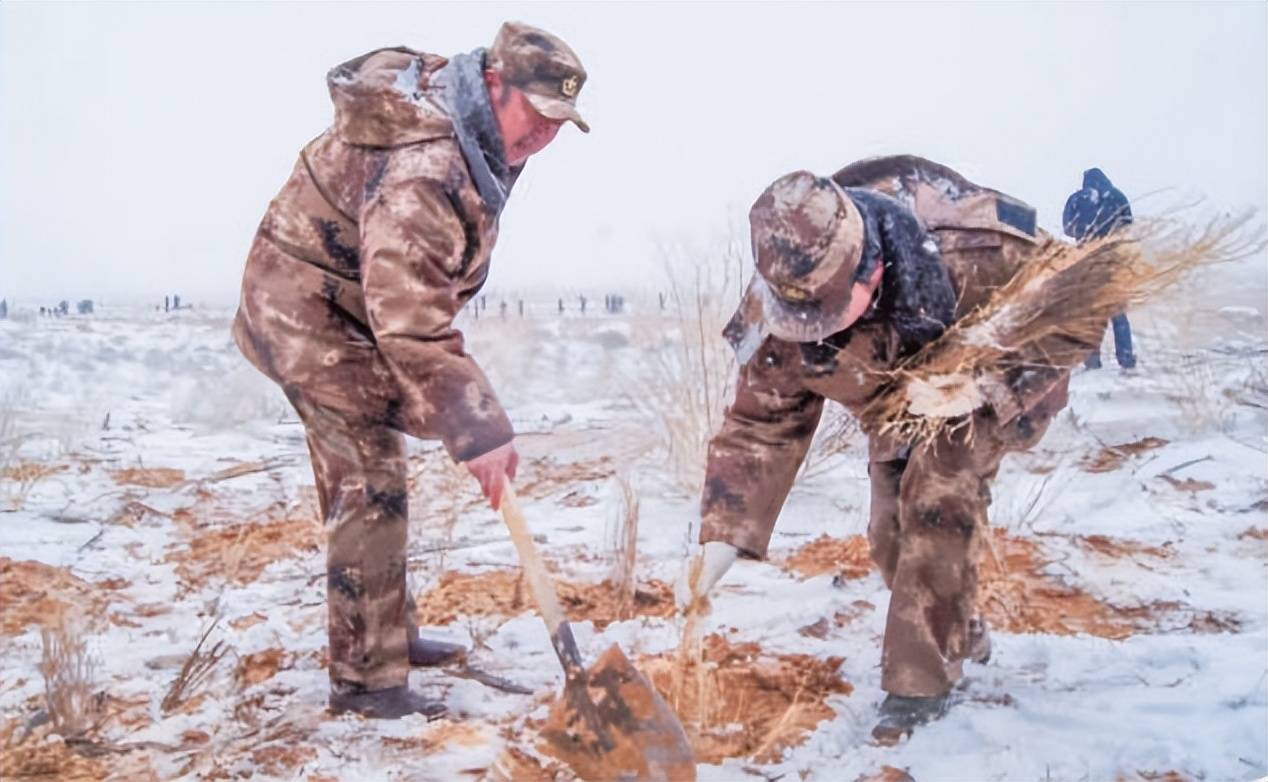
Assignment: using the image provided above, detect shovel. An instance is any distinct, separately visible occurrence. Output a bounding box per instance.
[498,483,696,782]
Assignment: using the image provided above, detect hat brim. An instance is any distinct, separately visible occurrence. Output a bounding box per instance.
[524,92,590,133]
[755,273,860,343]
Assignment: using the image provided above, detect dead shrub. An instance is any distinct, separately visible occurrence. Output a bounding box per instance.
[636,634,853,764]
[162,617,229,715]
[38,619,102,740]
[626,240,744,494]
[606,476,640,621]
[2,462,67,510]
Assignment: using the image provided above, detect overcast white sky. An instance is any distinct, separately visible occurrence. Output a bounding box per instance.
[1,1,1265,303]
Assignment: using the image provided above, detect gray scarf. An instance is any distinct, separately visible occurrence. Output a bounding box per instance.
[431,48,521,216]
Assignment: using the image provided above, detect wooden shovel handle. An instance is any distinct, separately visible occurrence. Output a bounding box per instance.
[498,483,586,673]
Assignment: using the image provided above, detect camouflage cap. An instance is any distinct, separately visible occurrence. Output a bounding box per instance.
[749,171,865,342]
[489,21,589,133]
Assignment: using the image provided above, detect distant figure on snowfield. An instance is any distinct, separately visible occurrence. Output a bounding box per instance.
[1063,168,1137,369]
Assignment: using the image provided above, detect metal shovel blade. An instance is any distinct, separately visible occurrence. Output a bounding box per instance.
[541,643,696,782]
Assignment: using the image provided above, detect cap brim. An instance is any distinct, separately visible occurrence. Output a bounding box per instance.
[754,275,857,343]
[524,92,590,133]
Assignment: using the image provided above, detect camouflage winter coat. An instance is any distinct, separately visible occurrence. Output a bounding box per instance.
[701,156,1075,558]
[233,48,513,461]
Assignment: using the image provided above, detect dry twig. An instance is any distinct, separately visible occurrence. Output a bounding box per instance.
[161,617,229,714]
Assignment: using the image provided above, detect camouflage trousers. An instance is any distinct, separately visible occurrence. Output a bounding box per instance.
[868,375,1070,697]
[289,394,411,693]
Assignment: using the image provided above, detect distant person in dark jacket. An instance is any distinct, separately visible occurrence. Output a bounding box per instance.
[1063,168,1136,369]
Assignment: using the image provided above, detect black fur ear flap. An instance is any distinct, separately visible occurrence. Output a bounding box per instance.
[847,189,956,357]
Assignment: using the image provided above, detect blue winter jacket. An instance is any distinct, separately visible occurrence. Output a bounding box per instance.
[1062,168,1133,241]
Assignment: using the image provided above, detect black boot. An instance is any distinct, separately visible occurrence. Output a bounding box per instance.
[871,693,950,745]
[409,635,468,668]
[329,686,447,719]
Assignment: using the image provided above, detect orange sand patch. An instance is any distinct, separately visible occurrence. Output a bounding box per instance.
[384,721,492,754]
[1158,475,1215,493]
[856,768,916,782]
[1075,534,1175,560]
[112,467,186,489]
[0,558,128,635]
[165,516,321,587]
[229,612,268,631]
[487,746,567,782]
[0,737,107,781]
[235,649,293,687]
[782,529,1232,640]
[518,456,616,499]
[783,534,872,580]
[634,634,853,764]
[798,600,876,639]
[980,529,1238,638]
[1080,437,1169,473]
[249,744,317,777]
[1,462,67,483]
[414,570,674,630]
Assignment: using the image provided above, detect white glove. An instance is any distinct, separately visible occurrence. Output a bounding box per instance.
[674,541,739,613]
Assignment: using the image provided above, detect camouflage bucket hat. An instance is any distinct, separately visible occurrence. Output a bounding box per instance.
[489,21,590,133]
[750,171,865,342]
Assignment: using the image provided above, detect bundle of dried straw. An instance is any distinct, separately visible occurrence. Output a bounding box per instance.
[860,212,1265,442]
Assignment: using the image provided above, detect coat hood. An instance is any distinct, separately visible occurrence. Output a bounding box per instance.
[326,47,454,147]
[1082,167,1112,192]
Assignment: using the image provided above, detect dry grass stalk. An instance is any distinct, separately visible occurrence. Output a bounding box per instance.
[861,212,1265,443]
[748,682,807,762]
[38,619,101,739]
[408,451,470,572]
[0,391,25,478]
[161,617,229,715]
[627,241,744,493]
[607,477,640,620]
[2,462,66,510]
[801,403,861,478]
[670,556,709,736]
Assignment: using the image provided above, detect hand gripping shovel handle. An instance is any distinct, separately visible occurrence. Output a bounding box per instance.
[501,483,697,780]
[498,483,587,681]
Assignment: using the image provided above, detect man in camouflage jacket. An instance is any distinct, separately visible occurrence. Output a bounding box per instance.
[233,22,589,718]
[688,157,1092,743]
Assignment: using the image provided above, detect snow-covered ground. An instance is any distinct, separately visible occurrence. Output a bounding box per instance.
[0,285,1264,782]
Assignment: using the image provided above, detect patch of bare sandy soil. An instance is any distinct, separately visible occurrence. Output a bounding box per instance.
[1073,534,1175,560]
[111,467,186,489]
[1,462,69,485]
[978,529,1239,638]
[0,736,108,782]
[782,534,872,580]
[1080,436,1169,473]
[164,514,321,588]
[1116,771,1198,782]
[631,633,854,765]
[414,570,675,630]
[234,649,295,688]
[854,768,916,782]
[781,530,1237,639]
[516,456,617,500]
[0,558,129,635]
[486,745,569,781]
